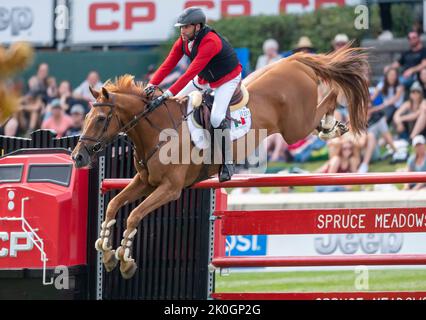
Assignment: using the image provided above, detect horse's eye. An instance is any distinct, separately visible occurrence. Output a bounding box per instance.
[97,116,106,123]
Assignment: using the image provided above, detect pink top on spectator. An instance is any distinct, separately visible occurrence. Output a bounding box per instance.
[41,115,73,138]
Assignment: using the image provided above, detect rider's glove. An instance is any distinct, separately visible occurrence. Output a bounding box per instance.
[144,84,156,96]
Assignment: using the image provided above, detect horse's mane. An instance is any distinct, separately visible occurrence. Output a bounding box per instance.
[103,74,146,96]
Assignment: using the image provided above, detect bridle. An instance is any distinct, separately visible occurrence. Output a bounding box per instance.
[78,89,186,167]
[79,96,120,156]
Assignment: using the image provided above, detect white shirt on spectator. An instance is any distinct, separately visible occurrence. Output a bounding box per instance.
[255,54,282,70]
[73,80,102,102]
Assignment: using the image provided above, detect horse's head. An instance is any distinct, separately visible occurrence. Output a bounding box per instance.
[72,86,124,168]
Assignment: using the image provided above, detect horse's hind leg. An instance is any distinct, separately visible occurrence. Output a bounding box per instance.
[95,172,154,272]
[313,88,348,140]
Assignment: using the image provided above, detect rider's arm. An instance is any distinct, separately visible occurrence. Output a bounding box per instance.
[167,34,221,96]
[149,38,184,86]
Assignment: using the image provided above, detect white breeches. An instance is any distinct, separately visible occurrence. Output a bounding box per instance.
[176,73,242,128]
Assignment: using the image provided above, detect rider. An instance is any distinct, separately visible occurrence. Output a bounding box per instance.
[146,7,242,182]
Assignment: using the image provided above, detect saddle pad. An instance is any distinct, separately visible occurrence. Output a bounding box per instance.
[186,94,252,150]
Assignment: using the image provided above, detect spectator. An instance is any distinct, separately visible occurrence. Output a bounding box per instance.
[316,137,360,192]
[255,39,282,70]
[417,67,426,97]
[73,71,102,102]
[27,63,49,98]
[331,34,349,52]
[393,81,423,140]
[370,67,404,124]
[358,94,398,173]
[267,133,287,162]
[46,76,59,102]
[404,135,426,190]
[65,104,86,136]
[19,77,46,136]
[385,31,426,89]
[58,80,83,114]
[41,99,72,138]
[142,64,156,83]
[0,115,19,137]
[158,57,189,89]
[292,36,315,54]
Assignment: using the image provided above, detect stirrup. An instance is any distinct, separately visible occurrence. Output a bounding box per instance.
[219,162,234,182]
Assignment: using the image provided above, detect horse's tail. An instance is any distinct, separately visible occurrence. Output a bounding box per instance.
[289,44,370,135]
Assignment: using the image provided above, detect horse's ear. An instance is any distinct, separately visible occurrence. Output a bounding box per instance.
[102,87,109,100]
[89,86,99,99]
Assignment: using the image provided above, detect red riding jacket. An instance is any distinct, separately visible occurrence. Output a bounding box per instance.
[149,31,242,96]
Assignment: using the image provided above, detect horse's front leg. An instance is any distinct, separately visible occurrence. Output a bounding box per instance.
[115,179,183,279]
[95,173,154,272]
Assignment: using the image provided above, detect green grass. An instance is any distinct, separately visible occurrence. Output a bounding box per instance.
[215,269,426,293]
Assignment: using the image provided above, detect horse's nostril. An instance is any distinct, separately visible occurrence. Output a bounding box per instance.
[73,154,83,162]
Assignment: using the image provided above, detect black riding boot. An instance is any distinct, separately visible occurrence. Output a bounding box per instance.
[214,119,234,182]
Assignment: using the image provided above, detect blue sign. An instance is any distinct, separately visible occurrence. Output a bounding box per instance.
[225,235,267,256]
[235,47,250,78]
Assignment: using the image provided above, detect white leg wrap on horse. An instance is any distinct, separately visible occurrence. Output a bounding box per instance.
[95,238,103,251]
[123,248,134,262]
[102,237,111,251]
[322,115,335,130]
[106,219,116,228]
[127,229,137,239]
[115,247,121,260]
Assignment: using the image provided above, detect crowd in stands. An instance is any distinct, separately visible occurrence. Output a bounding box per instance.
[2,27,426,191]
[260,30,426,191]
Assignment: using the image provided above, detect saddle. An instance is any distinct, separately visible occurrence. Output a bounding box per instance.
[190,82,249,131]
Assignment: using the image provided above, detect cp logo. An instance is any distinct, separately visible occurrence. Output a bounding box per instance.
[0,7,33,36]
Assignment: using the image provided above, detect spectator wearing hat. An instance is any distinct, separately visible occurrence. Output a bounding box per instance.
[255,39,282,70]
[332,34,349,52]
[393,81,424,140]
[65,104,86,136]
[385,31,426,89]
[292,36,315,54]
[41,99,72,138]
[404,135,426,190]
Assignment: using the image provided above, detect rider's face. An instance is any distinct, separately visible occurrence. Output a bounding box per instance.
[180,24,197,41]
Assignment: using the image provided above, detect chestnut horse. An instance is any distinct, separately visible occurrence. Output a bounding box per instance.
[71,46,369,279]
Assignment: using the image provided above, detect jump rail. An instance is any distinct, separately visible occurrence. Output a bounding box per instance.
[100,172,426,300]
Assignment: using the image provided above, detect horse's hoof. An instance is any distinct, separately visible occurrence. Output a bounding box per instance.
[103,250,118,272]
[120,260,137,280]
